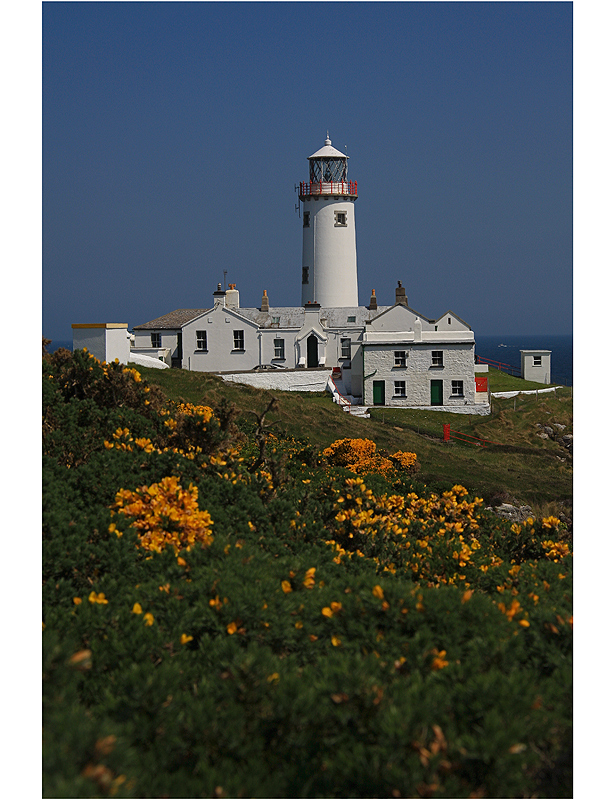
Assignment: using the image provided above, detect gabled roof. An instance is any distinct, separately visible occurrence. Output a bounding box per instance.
[133,309,209,330]
[366,303,432,326]
[435,310,473,329]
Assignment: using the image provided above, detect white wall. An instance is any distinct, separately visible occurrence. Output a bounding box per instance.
[363,342,476,407]
[301,196,358,307]
[105,327,131,364]
[520,351,551,384]
[222,370,330,392]
[72,324,129,364]
[182,307,260,372]
[73,326,107,361]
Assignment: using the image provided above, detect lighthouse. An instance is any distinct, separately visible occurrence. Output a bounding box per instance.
[299,135,359,307]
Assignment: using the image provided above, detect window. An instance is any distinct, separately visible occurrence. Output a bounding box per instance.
[334,211,347,226]
[271,316,280,325]
[452,380,464,396]
[303,211,310,228]
[340,338,351,359]
[196,331,207,350]
[347,315,356,323]
[432,351,444,367]
[151,333,161,348]
[274,338,285,359]
[394,381,406,397]
[394,350,407,367]
[302,266,309,284]
[233,330,244,351]
[533,355,542,366]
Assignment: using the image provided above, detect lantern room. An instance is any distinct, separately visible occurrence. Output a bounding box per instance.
[299,135,357,199]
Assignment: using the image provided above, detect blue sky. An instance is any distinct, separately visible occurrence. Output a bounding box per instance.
[41,1,572,341]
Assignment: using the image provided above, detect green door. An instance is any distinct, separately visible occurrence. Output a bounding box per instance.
[373,380,385,406]
[430,379,443,406]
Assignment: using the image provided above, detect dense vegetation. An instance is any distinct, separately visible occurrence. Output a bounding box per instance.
[42,347,572,798]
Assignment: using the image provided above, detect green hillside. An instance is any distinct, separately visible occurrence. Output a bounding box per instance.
[43,349,572,798]
[137,365,572,519]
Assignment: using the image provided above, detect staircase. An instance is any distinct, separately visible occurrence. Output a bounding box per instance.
[326,375,371,418]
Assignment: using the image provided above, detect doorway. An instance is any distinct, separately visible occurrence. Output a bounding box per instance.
[373,380,385,406]
[307,335,319,368]
[430,379,443,406]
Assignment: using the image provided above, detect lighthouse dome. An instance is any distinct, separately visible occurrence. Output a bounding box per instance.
[308,136,348,161]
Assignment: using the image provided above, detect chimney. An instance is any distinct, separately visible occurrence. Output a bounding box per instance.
[395,280,408,306]
[261,289,270,312]
[213,283,226,306]
[369,289,378,310]
[226,283,240,309]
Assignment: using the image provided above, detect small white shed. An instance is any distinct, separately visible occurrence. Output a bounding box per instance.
[520,350,551,384]
[72,323,132,364]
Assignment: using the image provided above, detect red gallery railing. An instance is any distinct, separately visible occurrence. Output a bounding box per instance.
[298,181,358,198]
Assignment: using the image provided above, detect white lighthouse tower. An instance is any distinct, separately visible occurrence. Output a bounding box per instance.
[299,135,359,307]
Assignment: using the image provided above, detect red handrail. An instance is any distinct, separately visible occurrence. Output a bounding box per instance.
[476,355,521,375]
[444,424,499,447]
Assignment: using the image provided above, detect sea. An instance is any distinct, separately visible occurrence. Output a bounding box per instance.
[46,334,574,387]
[475,334,573,387]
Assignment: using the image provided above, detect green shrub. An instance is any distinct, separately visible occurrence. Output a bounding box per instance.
[42,349,572,798]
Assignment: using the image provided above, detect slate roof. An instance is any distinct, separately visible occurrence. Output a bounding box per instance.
[235,306,392,329]
[133,309,209,329]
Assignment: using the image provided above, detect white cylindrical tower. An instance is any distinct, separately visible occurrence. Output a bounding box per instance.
[299,136,358,307]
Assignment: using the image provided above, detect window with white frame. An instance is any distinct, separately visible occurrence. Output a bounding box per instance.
[334,210,347,227]
[273,338,285,359]
[233,330,244,351]
[151,333,161,348]
[452,380,464,396]
[394,350,407,367]
[196,331,207,350]
[340,338,351,359]
[431,350,444,367]
[394,381,406,397]
[533,355,542,366]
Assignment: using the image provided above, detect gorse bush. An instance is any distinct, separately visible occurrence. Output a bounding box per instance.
[42,348,572,798]
[322,437,420,476]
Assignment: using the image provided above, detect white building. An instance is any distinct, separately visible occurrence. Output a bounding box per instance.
[520,350,552,384]
[72,323,132,364]
[129,136,485,410]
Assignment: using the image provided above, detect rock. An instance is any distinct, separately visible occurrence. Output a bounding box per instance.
[544,426,554,436]
[489,503,534,523]
[537,432,549,439]
[554,423,566,431]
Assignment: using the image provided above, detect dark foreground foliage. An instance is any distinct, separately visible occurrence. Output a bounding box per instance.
[42,348,572,798]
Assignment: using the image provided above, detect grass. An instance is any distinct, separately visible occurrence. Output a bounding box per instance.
[136,365,572,517]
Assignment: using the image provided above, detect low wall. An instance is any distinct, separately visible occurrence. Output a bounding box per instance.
[221,370,330,392]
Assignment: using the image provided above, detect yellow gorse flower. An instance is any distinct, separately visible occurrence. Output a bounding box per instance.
[111,476,213,555]
[88,591,108,605]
